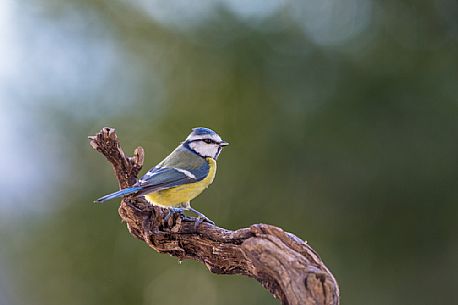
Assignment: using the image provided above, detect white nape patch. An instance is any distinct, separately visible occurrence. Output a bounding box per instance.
[189,141,220,159]
[175,168,196,179]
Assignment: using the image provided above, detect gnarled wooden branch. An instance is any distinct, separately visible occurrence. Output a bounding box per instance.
[89,127,340,305]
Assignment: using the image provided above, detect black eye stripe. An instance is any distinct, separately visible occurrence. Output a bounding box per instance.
[190,139,216,144]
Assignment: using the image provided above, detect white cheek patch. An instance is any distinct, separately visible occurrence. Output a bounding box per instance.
[189,141,219,158]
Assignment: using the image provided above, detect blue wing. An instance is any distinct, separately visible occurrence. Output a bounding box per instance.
[94,144,210,203]
[134,163,209,195]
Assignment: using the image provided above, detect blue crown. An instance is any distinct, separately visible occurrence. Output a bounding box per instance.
[191,127,217,136]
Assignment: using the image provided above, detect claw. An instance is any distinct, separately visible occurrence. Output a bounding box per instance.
[163,207,184,223]
[194,217,203,231]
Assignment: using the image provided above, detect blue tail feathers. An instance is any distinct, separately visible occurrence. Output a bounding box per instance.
[94,186,143,203]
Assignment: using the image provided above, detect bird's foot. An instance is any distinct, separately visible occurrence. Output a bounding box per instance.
[188,207,215,227]
[163,207,184,223]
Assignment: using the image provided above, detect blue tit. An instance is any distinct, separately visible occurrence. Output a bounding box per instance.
[95,127,229,222]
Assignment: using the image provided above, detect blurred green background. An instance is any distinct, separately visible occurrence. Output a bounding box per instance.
[0,1,457,305]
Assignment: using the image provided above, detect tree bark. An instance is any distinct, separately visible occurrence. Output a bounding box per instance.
[89,127,340,305]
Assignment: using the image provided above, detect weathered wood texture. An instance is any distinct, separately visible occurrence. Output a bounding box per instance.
[89,127,340,305]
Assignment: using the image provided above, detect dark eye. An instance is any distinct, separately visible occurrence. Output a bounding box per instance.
[203,139,212,144]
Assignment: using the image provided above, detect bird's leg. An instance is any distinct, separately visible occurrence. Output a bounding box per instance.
[187,207,215,225]
[163,207,184,223]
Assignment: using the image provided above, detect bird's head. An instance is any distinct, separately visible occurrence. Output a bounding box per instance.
[184,127,229,159]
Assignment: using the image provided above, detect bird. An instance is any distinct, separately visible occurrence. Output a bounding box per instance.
[94,127,229,223]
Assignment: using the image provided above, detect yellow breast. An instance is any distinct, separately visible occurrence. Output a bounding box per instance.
[145,157,217,207]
